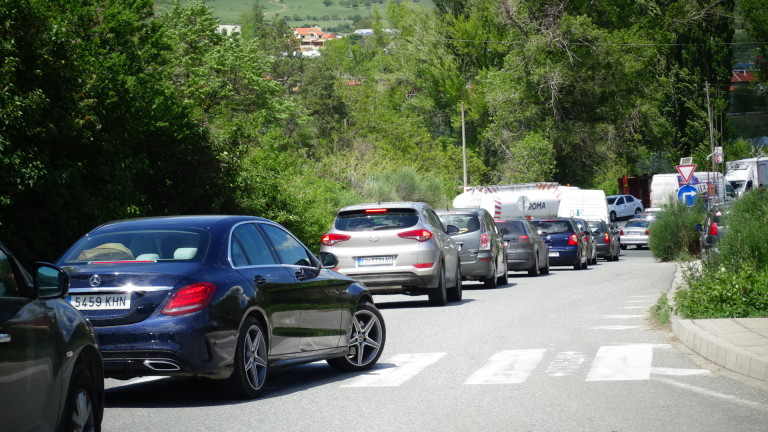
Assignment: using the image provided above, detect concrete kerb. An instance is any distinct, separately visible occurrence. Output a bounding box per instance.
[669,261,768,383]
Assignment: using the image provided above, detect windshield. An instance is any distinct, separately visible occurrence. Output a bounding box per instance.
[61,229,207,264]
[334,209,419,231]
[531,220,573,234]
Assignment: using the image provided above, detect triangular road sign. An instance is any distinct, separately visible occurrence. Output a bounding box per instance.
[676,164,697,184]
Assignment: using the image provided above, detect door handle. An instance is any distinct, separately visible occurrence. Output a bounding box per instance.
[254,275,267,286]
[0,333,10,344]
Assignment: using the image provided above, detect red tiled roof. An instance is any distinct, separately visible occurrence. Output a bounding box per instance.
[731,70,758,83]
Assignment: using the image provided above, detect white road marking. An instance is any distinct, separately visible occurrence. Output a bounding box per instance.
[464,349,546,384]
[545,351,587,377]
[586,344,658,381]
[602,314,645,319]
[656,377,768,412]
[651,367,710,376]
[620,306,647,310]
[343,353,446,387]
[589,326,641,330]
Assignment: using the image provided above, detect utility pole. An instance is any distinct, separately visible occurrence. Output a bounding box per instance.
[705,82,716,205]
[461,102,467,188]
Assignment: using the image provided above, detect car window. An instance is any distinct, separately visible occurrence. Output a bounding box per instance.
[231,223,277,267]
[616,197,625,205]
[626,196,635,203]
[607,197,617,205]
[60,229,207,263]
[0,250,20,297]
[495,221,524,235]
[261,224,316,267]
[531,220,573,234]
[334,208,419,231]
[626,220,650,228]
[439,214,481,234]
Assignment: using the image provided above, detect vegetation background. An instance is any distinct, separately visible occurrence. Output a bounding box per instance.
[1,0,766,265]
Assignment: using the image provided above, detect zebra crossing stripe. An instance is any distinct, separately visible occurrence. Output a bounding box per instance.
[585,344,656,381]
[464,349,546,385]
[342,353,446,387]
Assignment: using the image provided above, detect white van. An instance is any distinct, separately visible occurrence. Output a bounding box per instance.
[650,172,735,207]
[556,189,609,222]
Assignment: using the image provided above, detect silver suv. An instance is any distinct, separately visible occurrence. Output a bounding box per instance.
[320,202,462,306]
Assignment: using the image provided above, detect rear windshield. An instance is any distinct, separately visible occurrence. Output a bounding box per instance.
[626,220,650,228]
[494,220,525,235]
[438,214,481,234]
[531,220,573,234]
[588,221,606,232]
[335,209,419,232]
[60,229,207,264]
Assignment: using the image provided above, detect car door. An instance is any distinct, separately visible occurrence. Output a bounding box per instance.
[615,196,627,217]
[0,247,61,431]
[260,223,345,352]
[230,222,303,356]
[424,208,459,281]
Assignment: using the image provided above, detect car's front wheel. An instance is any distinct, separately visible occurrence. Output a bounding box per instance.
[62,364,99,432]
[328,302,386,371]
[227,317,269,399]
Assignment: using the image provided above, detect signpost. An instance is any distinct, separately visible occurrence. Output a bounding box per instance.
[678,185,698,207]
[676,164,697,185]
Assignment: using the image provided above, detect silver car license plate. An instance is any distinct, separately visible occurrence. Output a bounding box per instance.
[357,256,394,267]
[67,294,131,310]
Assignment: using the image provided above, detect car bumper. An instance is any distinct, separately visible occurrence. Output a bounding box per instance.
[505,250,535,270]
[459,252,495,279]
[595,243,612,257]
[546,248,580,266]
[620,236,648,245]
[340,269,441,290]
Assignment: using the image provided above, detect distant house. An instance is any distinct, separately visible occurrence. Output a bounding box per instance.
[293,27,337,55]
[730,69,759,91]
[216,25,241,37]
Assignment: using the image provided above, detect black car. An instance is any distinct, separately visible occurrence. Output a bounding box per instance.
[588,220,621,261]
[494,219,550,276]
[0,241,104,431]
[56,215,386,398]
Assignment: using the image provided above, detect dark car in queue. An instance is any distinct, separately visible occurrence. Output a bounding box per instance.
[588,220,620,261]
[531,218,588,270]
[572,218,598,265]
[437,208,508,288]
[56,215,386,399]
[494,219,549,277]
[1,241,104,432]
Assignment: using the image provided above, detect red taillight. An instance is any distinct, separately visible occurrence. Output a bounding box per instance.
[644,229,650,235]
[480,233,490,250]
[619,229,624,235]
[398,229,434,242]
[709,222,718,236]
[603,233,611,244]
[519,235,530,244]
[414,263,434,269]
[321,233,351,246]
[161,282,216,316]
[567,234,579,246]
[365,208,388,213]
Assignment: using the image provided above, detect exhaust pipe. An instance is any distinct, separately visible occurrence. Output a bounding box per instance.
[143,360,181,371]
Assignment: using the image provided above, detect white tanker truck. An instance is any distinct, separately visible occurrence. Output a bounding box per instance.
[452,183,577,219]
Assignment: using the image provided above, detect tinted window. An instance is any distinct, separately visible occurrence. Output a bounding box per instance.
[626,196,635,203]
[607,197,617,205]
[531,220,573,234]
[261,224,315,267]
[616,197,625,205]
[626,220,650,228]
[0,250,19,297]
[439,214,481,234]
[334,208,419,231]
[495,220,525,235]
[232,224,277,267]
[61,229,207,263]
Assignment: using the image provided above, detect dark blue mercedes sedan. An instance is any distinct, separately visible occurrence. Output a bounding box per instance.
[56,215,386,398]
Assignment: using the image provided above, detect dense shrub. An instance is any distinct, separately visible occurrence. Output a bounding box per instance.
[675,263,768,318]
[715,188,768,270]
[648,201,705,261]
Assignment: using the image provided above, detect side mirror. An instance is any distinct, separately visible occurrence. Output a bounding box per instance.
[446,224,460,235]
[318,252,339,269]
[34,263,69,299]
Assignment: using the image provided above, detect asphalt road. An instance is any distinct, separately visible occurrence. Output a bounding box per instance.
[102,248,768,432]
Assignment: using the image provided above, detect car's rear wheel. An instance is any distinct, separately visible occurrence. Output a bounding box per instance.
[620,244,627,250]
[447,264,462,302]
[540,255,550,274]
[428,265,448,306]
[497,259,509,285]
[227,317,268,399]
[483,263,498,288]
[528,254,540,277]
[62,364,99,432]
[328,302,385,371]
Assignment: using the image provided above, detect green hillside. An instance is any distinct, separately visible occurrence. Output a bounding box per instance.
[155,0,434,30]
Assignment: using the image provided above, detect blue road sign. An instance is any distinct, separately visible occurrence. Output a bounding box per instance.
[678,185,698,207]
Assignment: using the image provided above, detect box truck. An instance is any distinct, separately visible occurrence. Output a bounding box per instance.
[725,157,768,197]
[650,171,735,208]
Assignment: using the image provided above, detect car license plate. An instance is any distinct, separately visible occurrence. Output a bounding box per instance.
[67,294,131,310]
[357,256,394,267]
[548,251,559,257]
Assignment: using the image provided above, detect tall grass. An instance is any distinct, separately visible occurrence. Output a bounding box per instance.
[648,201,705,261]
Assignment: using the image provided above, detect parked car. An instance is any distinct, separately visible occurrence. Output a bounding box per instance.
[494,219,549,276]
[607,194,644,222]
[620,218,652,249]
[1,241,104,431]
[320,202,462,305]
[56,215,385,399]
[437,208,508,287]
[531,218,588,270]
[696,205,729,262]
[588,220,620,261]
[573,218,598,265]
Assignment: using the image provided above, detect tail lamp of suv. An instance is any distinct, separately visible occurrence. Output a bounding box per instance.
[162,282,216,316]
[567,234,579,246]
[398,229,434,242]
[321,233,351,246]
[709,222,718,236]
[603,233,611,244]
[479,233,491,250]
